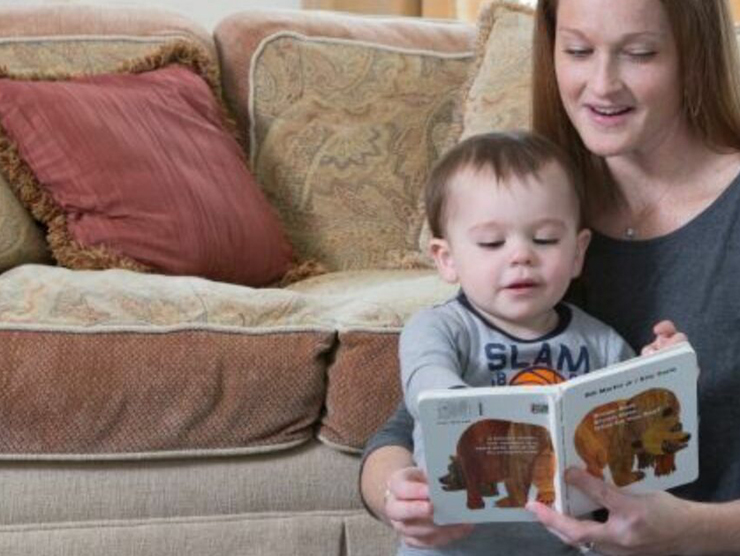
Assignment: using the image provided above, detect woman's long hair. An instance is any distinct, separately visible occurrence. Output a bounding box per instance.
[532,0,740,214]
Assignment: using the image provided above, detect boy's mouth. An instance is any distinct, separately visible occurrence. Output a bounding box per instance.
[505,280,538,290]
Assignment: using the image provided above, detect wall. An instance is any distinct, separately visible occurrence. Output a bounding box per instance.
[0,0,302,31]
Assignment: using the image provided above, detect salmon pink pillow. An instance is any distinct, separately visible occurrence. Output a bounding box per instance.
[0,46,293,286]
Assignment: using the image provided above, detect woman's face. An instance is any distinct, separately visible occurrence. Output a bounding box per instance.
[554,0,685,159]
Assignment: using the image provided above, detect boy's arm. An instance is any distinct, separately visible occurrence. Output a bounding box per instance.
[400,310,467,418]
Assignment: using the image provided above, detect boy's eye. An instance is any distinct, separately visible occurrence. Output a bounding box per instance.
[477,241,504,249]
[533,238,560,245]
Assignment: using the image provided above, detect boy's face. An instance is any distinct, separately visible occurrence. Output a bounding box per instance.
[430,161,591,337]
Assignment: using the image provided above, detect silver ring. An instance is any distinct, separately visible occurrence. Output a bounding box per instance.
[578,541,595,554]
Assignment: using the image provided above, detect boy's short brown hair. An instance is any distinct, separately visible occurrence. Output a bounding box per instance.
[425,130,583,239]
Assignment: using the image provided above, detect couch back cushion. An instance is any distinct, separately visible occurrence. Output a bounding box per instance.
[215,10,475,271]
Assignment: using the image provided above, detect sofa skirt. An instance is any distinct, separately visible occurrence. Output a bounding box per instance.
[0,440,397,556]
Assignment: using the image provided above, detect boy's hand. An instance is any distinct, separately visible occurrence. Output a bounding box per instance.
[385,466,474,548]
[641,320,687,355]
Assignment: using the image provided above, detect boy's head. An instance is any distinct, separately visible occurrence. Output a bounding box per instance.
[426,131,591,337]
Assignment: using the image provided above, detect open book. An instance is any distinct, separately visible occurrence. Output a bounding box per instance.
[418,342,699,524]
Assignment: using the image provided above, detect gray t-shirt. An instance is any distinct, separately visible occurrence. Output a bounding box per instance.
[398,295,633,556]
[401,294,634,472]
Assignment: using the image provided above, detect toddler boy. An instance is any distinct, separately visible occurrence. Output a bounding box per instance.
[398,131,683,555]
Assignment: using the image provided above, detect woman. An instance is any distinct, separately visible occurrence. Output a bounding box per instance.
[360,0,740,554]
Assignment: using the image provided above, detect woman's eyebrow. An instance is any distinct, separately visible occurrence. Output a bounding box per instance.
[556,27,667,41]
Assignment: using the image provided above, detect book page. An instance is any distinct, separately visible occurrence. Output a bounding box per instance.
[559,344,699,516]
[418,386,560,523]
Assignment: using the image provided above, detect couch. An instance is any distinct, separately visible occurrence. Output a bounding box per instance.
[0,2,534,555]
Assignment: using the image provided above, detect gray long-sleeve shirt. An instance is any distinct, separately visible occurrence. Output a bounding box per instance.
[401,293,633,479]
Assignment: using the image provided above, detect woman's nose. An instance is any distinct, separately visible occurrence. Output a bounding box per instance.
[590,53,622,97]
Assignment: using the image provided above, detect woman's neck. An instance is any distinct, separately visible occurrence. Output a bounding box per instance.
[591,134,740,240]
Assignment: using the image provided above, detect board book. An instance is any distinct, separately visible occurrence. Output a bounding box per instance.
[417,342,699,523]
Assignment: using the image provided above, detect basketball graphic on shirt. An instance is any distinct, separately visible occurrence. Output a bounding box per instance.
[510,367,566,386]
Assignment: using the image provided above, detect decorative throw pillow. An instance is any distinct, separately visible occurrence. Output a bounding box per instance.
[250,32,472,271]
[418,1,534,254]
[457,1,533,140]
[0,42,294,286]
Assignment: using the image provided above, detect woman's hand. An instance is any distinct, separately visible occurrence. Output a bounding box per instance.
[641,320,688,355]
[527,468,698,555]
[385,465,474,548]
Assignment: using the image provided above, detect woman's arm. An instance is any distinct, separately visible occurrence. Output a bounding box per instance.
[528,467,740,555]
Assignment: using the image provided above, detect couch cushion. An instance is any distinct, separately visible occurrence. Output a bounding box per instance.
[0,4,214,274]
[286,269,457,452]
[215,10,474,272]
[0,42,294,286]
[0,265,335,457]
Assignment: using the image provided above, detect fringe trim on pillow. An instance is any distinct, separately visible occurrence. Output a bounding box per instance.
[380,251,434,271]
[275,259,328,287]
[0,39,250,274]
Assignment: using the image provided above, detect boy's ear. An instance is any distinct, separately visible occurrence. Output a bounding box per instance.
[429,238,458,284]
[571,228,592,278]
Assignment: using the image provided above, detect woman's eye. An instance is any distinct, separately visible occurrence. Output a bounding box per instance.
[534,238,559,245]
[625,50,656,61]
[564,47,592,58]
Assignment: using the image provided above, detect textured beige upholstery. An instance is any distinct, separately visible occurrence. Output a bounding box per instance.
[0,4,478,555]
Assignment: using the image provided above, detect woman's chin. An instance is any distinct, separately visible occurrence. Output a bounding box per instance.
[580,136,633,159]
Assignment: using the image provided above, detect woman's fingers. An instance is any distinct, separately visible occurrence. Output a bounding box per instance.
[565,468,625,511]
[526,500,605,547]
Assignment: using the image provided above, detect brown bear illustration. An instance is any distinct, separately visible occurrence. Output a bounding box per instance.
[574,388,691,486]
[439,419,555,510]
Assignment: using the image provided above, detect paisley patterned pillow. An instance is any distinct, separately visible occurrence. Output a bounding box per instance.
[418,1,534,253]
[250,32,472,271]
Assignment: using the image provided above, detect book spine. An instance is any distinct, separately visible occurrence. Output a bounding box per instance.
[556,392,570,515]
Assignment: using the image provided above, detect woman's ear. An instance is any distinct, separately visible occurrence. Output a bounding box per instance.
[430,237,458,284]
[571,228,592,278]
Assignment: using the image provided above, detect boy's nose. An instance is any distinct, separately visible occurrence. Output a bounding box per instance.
[510,242,534,265]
